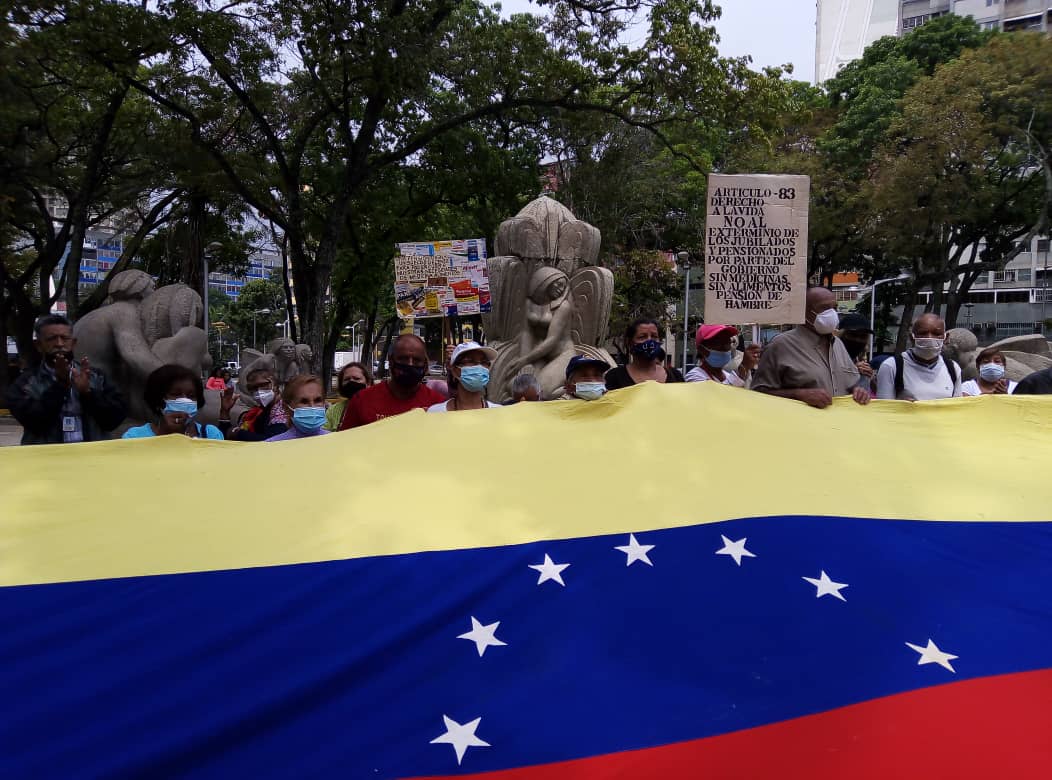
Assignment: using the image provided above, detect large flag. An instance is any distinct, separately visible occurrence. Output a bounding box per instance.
[2,383,1051,778]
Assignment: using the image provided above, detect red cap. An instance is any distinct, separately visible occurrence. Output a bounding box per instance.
[695,324,738,349]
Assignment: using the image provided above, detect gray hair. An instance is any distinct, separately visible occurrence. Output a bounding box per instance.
[511,372,542,399]
[33,314,72,339]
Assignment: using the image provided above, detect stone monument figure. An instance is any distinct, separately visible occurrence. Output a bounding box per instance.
[73,271,210,422]
[237,337,312,402]
[140,283,211,379]
[944,328,1052,383]
[73,271,162,422]
[484,196,614,401]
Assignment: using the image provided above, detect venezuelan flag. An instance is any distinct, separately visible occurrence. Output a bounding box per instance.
[2,383,1051,778]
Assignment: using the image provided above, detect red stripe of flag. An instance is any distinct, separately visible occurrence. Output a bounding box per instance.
[417,668,1052,779]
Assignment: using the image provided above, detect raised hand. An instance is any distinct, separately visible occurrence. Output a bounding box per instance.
[71,357,92,395]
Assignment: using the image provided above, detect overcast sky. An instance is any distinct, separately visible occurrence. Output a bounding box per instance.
[495,0,817,81]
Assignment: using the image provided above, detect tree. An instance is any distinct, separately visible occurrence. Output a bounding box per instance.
[0,2,174,369]
[609,251,681,357]
[100,0,738,374]
[226,279,287,353]
[868,32,1052,336]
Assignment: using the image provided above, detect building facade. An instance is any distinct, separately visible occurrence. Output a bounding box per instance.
[816,0,1052,83]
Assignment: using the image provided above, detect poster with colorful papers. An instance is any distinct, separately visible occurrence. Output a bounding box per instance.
[393,238,489,319]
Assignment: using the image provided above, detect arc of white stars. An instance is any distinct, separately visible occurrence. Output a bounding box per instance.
[529,554,570,586]
[615,533,654,566]
[906,638,958,673]
[430,715,490,765]
[457,616,507,657]
[715,535,756,566]
[802,570,849,601]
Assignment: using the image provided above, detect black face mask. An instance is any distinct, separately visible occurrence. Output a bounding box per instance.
[842,339,867,360]
[390,361,426,388]
[339,380,366,399]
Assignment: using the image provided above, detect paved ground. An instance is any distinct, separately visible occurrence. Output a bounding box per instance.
[0,415,24,446]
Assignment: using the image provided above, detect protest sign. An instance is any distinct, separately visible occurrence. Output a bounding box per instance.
[393,239,490,319]
[703,174,810,325]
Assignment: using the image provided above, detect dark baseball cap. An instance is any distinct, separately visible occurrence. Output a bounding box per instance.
[565,354,610,379]
[838,313,873,333]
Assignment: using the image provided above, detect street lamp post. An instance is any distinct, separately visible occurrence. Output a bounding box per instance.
[350,319,365,360]
[252,308,271,351]
[868,273,912,358]
[678,251,691,371]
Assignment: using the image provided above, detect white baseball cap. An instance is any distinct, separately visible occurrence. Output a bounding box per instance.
[450,341,497,365]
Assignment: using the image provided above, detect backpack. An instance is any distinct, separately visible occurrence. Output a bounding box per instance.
[893,352,957,399]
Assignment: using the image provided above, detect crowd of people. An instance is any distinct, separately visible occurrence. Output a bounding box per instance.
[6,300,1052,446]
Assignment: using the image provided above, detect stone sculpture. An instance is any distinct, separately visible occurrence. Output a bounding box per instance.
[483,196,614,401]
[944,328,1052,382]
[73,271,210,422]
[237,336,313,402]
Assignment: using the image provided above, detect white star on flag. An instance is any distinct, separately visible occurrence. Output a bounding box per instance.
[802,570,848,601]
[457,616,507,657]
[430,715,490,765]
[715,535,756,566]
[529,554,570,586]
[905,638,958,673]
[614,533,654,566]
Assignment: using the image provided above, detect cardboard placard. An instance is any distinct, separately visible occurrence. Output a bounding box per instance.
[703,174,810,325]
[393,239,489,319]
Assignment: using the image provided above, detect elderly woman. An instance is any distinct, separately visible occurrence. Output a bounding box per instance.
[266,374,330,441]
[123,364,228,440]
[325,361,373,431]
[428,341,502,412]
[960,348,1018,396]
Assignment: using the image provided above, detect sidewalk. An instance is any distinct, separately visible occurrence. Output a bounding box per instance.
[0,414,24,447]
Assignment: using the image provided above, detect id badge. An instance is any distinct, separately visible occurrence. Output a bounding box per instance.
[62,416,77,433]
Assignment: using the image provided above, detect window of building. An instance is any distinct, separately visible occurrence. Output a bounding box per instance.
[985,0,999,6]
[993,270,1016,283]
[1017,269,1032,283]
[834,289,859,302]
[964,291,995,304]
[1034,289,1052,304]
[997,290,1030,303]
[1037,239,1050,253]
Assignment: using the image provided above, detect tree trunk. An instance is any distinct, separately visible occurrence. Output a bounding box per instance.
[182,191,205,290]
[895,286,920,353]
[280,234,297,343]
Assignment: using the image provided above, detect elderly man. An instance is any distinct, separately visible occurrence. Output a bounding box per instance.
[339,334,446,428]
[751,287,870,408]
[6,314,126,444]
[875,313,961,401]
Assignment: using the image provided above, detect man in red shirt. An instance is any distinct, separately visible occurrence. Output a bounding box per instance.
[339,334,446,429]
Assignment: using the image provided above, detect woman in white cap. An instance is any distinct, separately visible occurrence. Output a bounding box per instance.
[428,341,502,412]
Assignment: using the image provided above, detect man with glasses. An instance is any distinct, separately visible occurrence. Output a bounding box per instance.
[338,334,445,429]
[6,314,126,445]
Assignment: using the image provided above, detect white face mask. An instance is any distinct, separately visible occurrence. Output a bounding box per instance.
[811,309,840,335]
[254,389,275,407]
[911,337,944,361]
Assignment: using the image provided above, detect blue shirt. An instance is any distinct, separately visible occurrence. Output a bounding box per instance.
[122,423,225,440]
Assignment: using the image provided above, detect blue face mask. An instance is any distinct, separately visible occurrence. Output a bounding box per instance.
[575,382,606,401]
[458,365,490,392]
[164,397,198,416]
[704,349,734,369]
[292,406,326,433]
[631,339,666,362]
